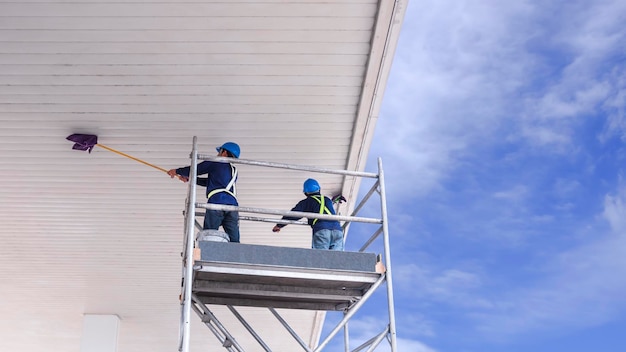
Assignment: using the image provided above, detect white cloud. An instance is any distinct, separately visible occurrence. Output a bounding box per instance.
[520,124,572,148]
[383,182,626,343]
[492,185,529,202]
[553,178,582,198]
[367,0,626,349]
[373,1,537,197]
[373,0,626,202]
[337,336,438,352]
[518,0,626,149]
[396,338,438,352]
[326,315,438,352]
[393,263,493,310]
[445,181,626,339]
[600,65,626,142]
[473,235,626,339]
[602,178,626,235]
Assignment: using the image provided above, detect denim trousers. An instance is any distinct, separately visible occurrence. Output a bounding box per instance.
[204,209,240,243]
[312,229,344,251]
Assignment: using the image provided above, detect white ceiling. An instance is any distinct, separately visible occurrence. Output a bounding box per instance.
[0,0,406,351]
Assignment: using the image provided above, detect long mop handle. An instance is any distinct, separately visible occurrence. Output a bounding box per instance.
[96,143,168,174]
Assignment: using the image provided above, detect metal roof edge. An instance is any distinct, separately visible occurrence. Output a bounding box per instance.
[314,0,409,347]
[342,0,409,206]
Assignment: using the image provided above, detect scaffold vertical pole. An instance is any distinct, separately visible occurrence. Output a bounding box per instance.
[343,314,350,352]
[181,136,199,352]
[378,157,398,351]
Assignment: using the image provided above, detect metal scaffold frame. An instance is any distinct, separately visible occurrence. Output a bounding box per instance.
[179,136,397,352]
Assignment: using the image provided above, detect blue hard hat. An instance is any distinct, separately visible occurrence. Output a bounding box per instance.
[216,142,240,158]
[303,178,321,194]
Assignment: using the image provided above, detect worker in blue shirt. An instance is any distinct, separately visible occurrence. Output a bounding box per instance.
[272,178,344,251]
[168,142,241,243]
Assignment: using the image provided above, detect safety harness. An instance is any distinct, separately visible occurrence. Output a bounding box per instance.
[206,164,238,200]
[311,195,332,225]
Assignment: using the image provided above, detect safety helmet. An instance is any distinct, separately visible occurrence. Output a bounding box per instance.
[216,142,240,158]
[303,178,321,194]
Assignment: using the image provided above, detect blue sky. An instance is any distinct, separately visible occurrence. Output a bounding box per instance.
[324,0,626,351]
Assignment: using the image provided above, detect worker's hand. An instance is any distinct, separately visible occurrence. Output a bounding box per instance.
[167,169,188,182]
[272,225,281,233]
[332,194,347,204]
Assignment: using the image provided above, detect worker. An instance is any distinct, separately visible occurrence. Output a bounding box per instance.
[168,142,241,243]
[272,178,344,251]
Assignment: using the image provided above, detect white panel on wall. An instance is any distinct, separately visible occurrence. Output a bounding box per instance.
[80,315,120,352]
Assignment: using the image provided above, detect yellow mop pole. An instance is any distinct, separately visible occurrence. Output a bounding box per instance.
[96,143,169,174]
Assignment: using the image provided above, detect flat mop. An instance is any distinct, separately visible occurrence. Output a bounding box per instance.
[66,133,169,174]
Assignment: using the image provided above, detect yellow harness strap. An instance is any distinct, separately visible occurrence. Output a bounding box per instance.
[311,195,332,225]
[206,164,238,200]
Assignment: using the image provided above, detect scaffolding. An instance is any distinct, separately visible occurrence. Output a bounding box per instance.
[178,137,397,352]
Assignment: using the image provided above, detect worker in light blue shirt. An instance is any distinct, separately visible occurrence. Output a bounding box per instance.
[168,142,241,243]
[272,178,344,251]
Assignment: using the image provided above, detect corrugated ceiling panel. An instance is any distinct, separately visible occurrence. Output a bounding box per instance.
[0,0,404,351]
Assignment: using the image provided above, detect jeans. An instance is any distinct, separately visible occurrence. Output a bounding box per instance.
[312,229,344,251]
[204,209,240,243]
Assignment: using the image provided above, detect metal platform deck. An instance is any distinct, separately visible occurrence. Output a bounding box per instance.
[193,241,382,311]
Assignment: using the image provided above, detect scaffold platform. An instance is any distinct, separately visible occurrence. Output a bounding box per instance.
[193,241,383,311]
[179,137,397,352]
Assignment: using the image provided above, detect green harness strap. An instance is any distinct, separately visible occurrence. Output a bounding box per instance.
[311,195,332,225]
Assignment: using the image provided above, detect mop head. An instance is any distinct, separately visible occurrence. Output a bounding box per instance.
[66,134,98,153]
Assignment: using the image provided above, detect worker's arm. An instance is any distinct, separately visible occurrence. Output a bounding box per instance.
[196,177,208,187]
[272,198,309,232]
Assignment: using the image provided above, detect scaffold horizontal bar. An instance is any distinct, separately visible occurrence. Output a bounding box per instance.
[194,261,381,284]
[196,212,309,226]
[196,296,348,311]
[196,203,383,224]
[194,282,363,301]
[197,154,379,178]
